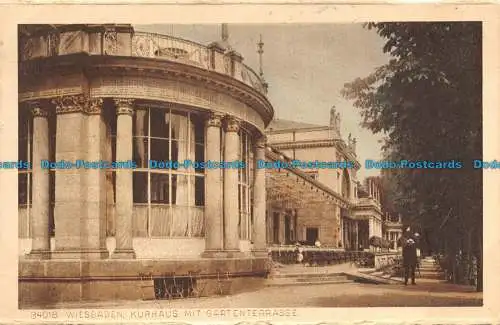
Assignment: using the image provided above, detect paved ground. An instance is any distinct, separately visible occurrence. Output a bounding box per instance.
[53,277,482,309]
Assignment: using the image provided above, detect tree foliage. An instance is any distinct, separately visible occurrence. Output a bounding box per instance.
[342,22,482,290]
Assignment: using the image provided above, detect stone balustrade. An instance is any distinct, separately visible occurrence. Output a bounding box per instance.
[19,27,267,95]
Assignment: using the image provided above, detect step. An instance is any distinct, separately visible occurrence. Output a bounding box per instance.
[271,272,347,279]
[267,278,353,287]
[294,275,349,283]
[418,273,444,280]
[344,271,403,284]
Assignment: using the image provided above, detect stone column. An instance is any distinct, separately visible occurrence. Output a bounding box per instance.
[112,99,135,259]
[82,98,109,259]
[202,113,224,257]
[51,95,88,259]
[354,220,359,251]
[252,135,267,256]
[278,213,285,245]
[51,95,109,259]
[223,116,241,256]
[27,101,51,259]
[369,217,374,239]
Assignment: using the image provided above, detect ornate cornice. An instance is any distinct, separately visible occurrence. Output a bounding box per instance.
[270,139,336,150]
[83,56,274,125]
[19,54,274,129]
[114,98,134,115]
[206,112,223,128]
[224,116,240,133]
[270,139,361,169]
[52,94,87,114]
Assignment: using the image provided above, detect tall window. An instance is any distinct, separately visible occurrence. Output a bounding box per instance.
[104,101,117,237]
[342,169,350,199]
[132,106,205,238]
[48,112,56,236]
[238,130,253,240]
[18,108,32,238]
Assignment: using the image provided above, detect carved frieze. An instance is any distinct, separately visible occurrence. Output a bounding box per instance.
[133,35,153,57]
[90,76,266,132]
[19,87,83,102]
[104,31,118,55]
[52,94,87,114]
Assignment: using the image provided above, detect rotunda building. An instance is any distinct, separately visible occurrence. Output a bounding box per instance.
[18,24,273,305]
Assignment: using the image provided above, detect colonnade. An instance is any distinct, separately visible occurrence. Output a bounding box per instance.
[23,95,267,260]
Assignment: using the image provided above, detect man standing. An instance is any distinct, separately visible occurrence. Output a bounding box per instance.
[402,236,418,285]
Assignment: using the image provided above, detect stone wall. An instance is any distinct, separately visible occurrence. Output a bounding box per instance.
[19,257,269,307]
[374,252,400,270]
[296,203,340,247]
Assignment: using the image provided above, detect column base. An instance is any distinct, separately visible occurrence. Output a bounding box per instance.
[224,250,245,258]
[26,249,51,260]
[252,249,268,258]
[201,250,228,258]
[51,248,109,260]
[111,249,136,259]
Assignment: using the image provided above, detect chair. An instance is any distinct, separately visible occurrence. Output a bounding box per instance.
[161,272,176,300]
[188,271,207,298]
[170,274,185,299]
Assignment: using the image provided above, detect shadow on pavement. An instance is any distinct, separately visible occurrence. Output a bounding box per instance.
[313,293,483,307]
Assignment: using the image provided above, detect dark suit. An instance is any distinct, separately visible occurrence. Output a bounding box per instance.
[402,240,418,285]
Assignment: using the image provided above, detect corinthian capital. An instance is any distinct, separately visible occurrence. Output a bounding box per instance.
[114,98,134,116]
[52,94,87,114]
[224,116,240,133]
[254,135,267,149]
[25,100,49,118]
[86,98,104,115]
[206,112,224,128]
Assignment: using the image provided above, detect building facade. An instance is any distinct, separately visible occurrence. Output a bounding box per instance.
[265,107,372,249]
[18,24,273,305]
[383,213,404,250]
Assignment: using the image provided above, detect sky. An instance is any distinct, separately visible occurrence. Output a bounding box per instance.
[134,24,391,180]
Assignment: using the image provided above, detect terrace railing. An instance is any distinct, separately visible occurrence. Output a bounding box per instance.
[20,29,268,95]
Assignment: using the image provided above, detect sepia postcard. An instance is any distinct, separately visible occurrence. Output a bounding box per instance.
[0,3,499,324]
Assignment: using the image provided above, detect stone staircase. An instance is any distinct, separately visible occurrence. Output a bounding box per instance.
[267,272,353,287]
[350,256,445,284]
[266,263,355,287]
[418,256,445,280]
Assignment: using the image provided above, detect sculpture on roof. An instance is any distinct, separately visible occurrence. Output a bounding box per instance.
[330,106,336,127]
[330,106,341,137]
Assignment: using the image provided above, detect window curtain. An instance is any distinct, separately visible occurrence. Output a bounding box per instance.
[132,109,205,238]
[135,109,147,167]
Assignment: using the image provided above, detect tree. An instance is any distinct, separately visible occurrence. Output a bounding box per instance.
[342,22,482,291]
